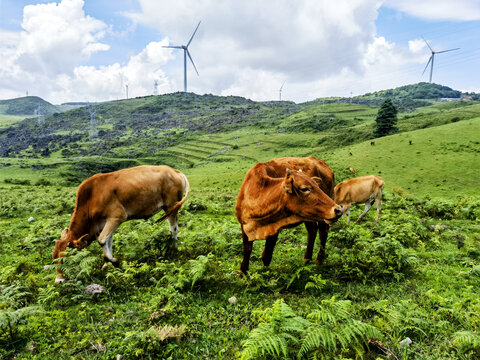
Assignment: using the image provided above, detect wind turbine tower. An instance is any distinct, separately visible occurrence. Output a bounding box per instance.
[153,80,158,95]
[422,37,459,83]
[279,82,285,101]
[163,21,201,92]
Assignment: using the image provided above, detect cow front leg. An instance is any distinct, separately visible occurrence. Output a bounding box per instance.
[262,233,278,267]
[167,212,179,252]
[240,228,253,274]
[356,200,373,223]
[316,221,329,265]
[304,222,318,262]
[98,218,123,268]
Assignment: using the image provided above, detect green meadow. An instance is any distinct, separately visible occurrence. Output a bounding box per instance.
[1,89,480,359]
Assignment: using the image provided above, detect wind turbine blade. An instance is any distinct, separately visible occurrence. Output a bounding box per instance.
[163,45,183,49]
[422,56,432,76]
[187,21,201,47]
[186,49,199,76]
[436,48,460,54]
[422,36,434,52]
[280,81,285,91]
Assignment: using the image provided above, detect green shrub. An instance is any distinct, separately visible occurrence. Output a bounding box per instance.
[328,228,417,282]
[4,178,31,185]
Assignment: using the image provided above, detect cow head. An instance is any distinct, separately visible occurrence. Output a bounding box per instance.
[52,229,89,283]
[283,169,343,223]
[52,229,89,260]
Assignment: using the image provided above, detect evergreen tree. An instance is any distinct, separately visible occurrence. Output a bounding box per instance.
[374,99,398,137]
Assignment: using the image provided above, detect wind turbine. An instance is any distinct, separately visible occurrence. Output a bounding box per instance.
[163,21,201,92]
[279,81,285,101]
[422,37,459,83]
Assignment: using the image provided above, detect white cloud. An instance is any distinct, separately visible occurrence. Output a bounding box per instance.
[384,0,480,21]
[0,0,175,103]
[16,0,109,75]
[48,40,174,102]
[125,0,387,101]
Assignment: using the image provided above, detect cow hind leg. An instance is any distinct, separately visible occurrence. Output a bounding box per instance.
[375,196,382,223]
[356,200,373,223]
[240,228,253,275]
[262,233,278,267]
[167,212,179,252]
[304,222,318,262]
[316,221,330,265]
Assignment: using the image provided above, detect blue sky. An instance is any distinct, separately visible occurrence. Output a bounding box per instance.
[0,0,479,103]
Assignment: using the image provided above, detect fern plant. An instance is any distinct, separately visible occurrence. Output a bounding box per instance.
[299,297,383,359]
[60,248,101,282]
[188,253,214,289]
[0,282,32,308]
[0,306,41,343]
[452,330,480,356]
[240,299,309,360]
[240,298,382,360]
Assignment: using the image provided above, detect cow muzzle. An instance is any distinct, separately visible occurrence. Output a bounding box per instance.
[324,205,343,224]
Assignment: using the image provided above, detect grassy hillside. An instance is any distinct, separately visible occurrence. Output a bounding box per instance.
[0,96,58,116]
[1,87,480,359]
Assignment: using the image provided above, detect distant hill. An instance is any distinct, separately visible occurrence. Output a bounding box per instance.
[0,96,58,115]
[360,82,462,100]
[307,82,479,112]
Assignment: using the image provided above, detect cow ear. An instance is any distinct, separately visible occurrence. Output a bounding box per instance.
[284,168,293,193]
[61,228,69,240]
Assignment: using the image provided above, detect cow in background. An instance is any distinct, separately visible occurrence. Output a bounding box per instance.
[334,175,384,225]
[235,157,343,274]
[52,165,190,283]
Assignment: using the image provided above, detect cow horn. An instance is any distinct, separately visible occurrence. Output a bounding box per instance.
[284,169,294,193]
[72,234,88,246]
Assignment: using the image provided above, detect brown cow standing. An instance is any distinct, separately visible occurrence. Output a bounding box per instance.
[334,175,384,225]
[235,157,343,274]
[52,165,190,283]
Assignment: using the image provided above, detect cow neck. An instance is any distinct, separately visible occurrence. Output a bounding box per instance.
[66,210,91,241]
[248,179,288,221]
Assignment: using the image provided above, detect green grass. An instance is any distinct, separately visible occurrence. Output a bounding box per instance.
[324,117,480,198]
[1,92,480,359]
[0,113,28,129]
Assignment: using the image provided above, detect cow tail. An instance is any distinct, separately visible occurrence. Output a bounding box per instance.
[156,173,190,223]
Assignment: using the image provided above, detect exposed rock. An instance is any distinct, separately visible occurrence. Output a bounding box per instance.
[85,284,105,296]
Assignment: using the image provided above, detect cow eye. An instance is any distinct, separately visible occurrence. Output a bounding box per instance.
[299,187,310,193]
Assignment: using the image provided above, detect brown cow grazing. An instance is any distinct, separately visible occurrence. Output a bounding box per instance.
[52,165,190,283]
[235,157,343,274]
[334,175,384,225]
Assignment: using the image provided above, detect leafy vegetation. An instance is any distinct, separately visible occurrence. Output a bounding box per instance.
[0,82,479,359]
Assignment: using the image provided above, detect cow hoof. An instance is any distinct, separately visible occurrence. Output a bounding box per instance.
[55,277,65,284]
[303,258,312,264]
[101,262,109,270]
[111,259,120,268]
[261,257,272,267]
[238,269,248,277]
